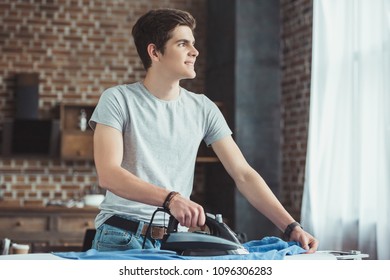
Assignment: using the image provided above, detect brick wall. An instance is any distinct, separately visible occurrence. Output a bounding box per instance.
[280,0,313,220]
[0,0,206,206]
[0,0,314,219]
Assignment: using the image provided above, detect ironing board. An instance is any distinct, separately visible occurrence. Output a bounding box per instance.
[0,237,368,260]
[0,251,336,260]
[0,251,369,260]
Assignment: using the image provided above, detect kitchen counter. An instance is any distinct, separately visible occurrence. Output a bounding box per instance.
[0,204,100,213]
[0,204,99,253]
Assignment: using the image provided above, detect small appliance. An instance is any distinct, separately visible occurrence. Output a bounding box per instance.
[147,208,249,256]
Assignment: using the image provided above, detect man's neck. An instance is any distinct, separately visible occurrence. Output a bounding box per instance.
[143,72,180,101]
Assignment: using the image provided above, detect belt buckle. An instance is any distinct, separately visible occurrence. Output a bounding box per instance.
[150,226,165,239]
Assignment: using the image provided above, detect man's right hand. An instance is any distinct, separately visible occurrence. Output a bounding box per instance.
[168,194,206,228]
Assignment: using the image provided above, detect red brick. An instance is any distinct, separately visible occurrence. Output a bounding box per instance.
[1,0,210,205]
[281,0,313,219]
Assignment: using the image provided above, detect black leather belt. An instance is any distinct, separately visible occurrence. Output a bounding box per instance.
[104,215,167,240]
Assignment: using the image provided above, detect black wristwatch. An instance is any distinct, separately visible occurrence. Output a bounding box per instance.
[283,221,302,240]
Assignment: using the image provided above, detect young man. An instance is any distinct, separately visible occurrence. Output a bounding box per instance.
[89,8,318,253]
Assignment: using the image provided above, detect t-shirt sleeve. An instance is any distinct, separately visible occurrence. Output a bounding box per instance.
[203,98,232,146]
[89,87,126,132]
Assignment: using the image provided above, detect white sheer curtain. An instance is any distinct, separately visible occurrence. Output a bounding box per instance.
[301,0,390,260]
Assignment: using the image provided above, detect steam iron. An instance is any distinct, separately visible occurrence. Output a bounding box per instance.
[160,210,249,256]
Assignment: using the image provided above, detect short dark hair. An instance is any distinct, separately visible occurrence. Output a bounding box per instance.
[132,8,196,70]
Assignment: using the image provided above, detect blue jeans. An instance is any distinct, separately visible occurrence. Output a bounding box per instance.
[92,220,162,252]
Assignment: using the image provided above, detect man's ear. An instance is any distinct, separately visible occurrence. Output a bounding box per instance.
[147,43,160,63]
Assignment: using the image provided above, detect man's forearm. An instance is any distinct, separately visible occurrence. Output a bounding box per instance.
[235,169,295,232]
[97,165,169,207]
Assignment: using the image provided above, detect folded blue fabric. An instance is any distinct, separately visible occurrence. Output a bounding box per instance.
[54,236,306,260]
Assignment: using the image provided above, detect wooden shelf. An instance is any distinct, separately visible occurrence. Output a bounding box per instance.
[60,102,96,131]
[60,102,96,160]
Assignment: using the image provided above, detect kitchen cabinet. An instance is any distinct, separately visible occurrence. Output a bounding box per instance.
[0,205,99,253]
[60,102,96,160]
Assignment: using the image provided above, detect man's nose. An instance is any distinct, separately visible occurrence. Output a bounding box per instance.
[189,45,199,57]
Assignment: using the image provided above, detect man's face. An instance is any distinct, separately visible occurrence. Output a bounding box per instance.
[156,25,199,80]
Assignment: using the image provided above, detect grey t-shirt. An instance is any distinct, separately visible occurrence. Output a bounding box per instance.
[89,82,232,226]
